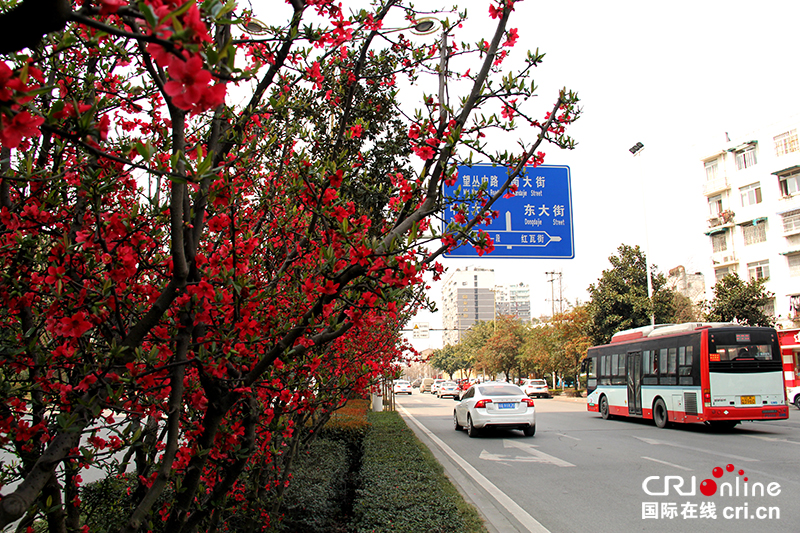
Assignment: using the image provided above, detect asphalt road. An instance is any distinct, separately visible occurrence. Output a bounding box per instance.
[395,390,800,533]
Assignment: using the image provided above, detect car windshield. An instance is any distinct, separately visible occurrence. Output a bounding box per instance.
[478,384,524,397]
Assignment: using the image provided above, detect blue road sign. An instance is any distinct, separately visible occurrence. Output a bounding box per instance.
[443,164,574,258]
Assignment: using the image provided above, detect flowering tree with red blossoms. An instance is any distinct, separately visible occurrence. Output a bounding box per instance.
[0,0,579,531]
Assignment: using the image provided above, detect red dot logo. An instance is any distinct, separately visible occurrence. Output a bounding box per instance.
[712,467,723,478]
[738,469,744,476]
[700,479,717,496]
[726,464,735,472]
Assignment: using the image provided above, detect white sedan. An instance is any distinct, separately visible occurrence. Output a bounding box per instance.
[453,382,535,438]
[788,386,800,409]
[521,378,550,398]
[393,380,412,395]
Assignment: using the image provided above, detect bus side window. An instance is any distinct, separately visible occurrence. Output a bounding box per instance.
[587,358,597,389]
[643,350,658,385]
[600,354,611,385]
[678,346,693,384]
[660,347,677,385]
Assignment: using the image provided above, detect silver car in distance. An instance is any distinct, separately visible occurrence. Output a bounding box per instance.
[453,382,536,438]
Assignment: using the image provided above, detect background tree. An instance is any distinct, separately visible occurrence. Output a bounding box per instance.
[460,321,496,379]
[551,306,591,387]
[586,244,677,345]
[430,343,473,380]
[479,315,526,381]
[0,1,579,530]
[705,273,774,326]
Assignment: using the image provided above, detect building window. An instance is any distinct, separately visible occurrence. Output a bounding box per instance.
[740,182,762,206]
[779,169,800,197]
[715,267,731,282]
[711,232,727,253]
[705,159,719,181]
[735,146,757,170]
[783,210,800,234]
[747,260,770,281]
[708,194,723,216]
[774,130,799,157]
[790,294,800,316]
[762,298,775,318]
[788,255,800,278]
[742,220,767,245]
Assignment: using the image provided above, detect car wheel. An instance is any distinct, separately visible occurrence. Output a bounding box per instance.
[600,395,611,420]
[467,415,479,438]
[454,411,463,431]
[523,424,536,437]
[794,395,800,410]
[653,398,668,429]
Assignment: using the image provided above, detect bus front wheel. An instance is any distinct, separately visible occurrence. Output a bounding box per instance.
[653,398,668,429]
[600,395,612,420]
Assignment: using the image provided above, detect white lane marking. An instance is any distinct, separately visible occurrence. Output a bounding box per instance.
[503,440,575,467]
[641,456,693,471]
[744,434,800,446]
[398,405,550,533]
[632,436,759,462]
[555,432,581,441]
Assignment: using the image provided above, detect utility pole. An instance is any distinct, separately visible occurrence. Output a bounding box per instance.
[545,270,564,316]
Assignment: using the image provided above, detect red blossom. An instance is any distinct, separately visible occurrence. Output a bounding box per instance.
[98,0,127,15]
[58,311,93,338]
[348,124,363,138]
[164,55,226,113]
[0,110,44,149]
[412,144,435,160]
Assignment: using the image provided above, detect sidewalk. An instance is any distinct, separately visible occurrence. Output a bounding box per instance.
[549,393,587,403]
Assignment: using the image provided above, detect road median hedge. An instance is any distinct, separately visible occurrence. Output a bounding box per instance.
[350,410,487,533]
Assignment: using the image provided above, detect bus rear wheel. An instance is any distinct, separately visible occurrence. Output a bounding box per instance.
[653,398,668,429]
[600,395,612,420]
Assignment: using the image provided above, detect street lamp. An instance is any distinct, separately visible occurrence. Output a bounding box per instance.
[630,142,654,326]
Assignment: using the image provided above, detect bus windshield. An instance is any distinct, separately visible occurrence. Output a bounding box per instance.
[712,344,774,362]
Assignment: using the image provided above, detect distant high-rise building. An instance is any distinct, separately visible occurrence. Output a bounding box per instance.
[441,266,496,345]
[441,267,533,345]
[494,282,531,322]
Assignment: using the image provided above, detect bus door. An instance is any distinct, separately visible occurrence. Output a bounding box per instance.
[627,351,642,416]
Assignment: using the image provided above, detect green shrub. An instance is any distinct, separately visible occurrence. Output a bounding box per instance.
[279,438,350,532]
[81,473,169,533]
[351,411,486,533]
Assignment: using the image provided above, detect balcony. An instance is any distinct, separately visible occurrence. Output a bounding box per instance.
[707,210,735,230]
[711,252,738,267]
[703,176,730,197]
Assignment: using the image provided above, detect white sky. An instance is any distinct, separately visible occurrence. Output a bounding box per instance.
[405,0,800,351]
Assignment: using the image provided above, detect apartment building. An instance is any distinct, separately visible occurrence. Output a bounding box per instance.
[702,119,800,389]
[701,118,800,323]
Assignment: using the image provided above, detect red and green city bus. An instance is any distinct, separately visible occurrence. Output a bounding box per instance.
[585,322,789,428]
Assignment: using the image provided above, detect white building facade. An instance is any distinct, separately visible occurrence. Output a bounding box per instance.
[701,118,800,324]
[441,267,533,345]
[441,266,496,345]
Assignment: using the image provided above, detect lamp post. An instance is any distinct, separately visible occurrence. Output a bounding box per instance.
[630,142,655,326]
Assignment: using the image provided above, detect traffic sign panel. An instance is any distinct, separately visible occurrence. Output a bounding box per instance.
[412,322,429,339]
[442,164,574,258]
